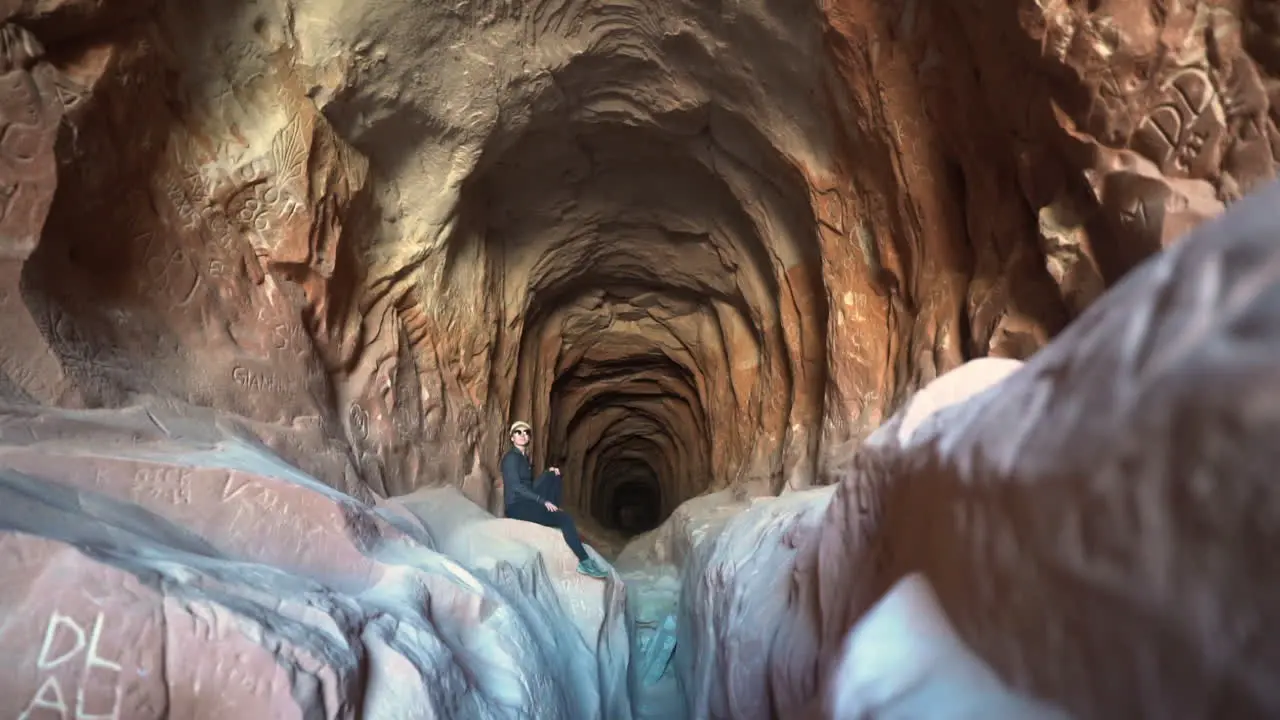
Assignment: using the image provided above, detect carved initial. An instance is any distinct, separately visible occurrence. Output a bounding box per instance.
[1133,66,1224,176]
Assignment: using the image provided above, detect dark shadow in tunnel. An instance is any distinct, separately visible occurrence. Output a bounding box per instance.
[607,471,664,536]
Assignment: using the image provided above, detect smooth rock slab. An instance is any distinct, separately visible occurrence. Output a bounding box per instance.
[389,486,634,720]
[665,179,1280,719]
[0,402,634,719]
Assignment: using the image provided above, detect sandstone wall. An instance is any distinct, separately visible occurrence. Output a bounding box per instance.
[0,0,1274,522]
[0,399,632,718]
[652,179,1280,718]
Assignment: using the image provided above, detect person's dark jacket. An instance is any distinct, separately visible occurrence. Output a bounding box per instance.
[501,447,545,510]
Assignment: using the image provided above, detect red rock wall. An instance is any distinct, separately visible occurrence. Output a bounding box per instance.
[660,178,1280,718]
[812,0,1280,459]
[0,0,1272,513]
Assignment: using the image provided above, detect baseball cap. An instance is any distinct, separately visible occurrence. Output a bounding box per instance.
[509,420,532,434]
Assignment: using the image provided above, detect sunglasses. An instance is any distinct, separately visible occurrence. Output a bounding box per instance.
[513,429,530,436]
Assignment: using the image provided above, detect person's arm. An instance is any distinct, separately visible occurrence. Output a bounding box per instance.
[501,452,545,504]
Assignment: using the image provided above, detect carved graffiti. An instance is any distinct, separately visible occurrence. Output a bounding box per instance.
[220,473,252,502]
[234,306,309,360]
[226,180,304,248]
[133,229,201,305]
[134,466,192,505]
[232,365,285,393]
[19,610,123,720]
[159,176,201,232]
[1102,172,1170,252]
[271,323,290,351]
[349,402,369,441]
[1131,67,1226,178]
[201,115,312,253]
[1117,194,1150,233]
[0,357,51,399]
[269,321,311,358]
[234,156,272,185]
[194,201,235,251]
[270,113,310,186]
[814,188,846,236]
[221,475,287,535]
[223,660,266,696]
[52,75,87,113]
[0,24,62,258]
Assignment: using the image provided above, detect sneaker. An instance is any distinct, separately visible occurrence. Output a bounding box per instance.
[577,559,609,579]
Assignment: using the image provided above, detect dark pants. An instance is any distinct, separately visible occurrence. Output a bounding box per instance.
[507,471,587,561]
[534,470,563,505]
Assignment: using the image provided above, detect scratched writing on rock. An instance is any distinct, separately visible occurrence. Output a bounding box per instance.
[134,232,199,306]
[1132,67,1225,177]
[221,474,283,512]
[133,465,192,505]
[232,365,285,393]
[159,172,256,255]
[0,353,53,398]
[159,175,213,236]
[1117,191,1159,242]
[221,475,325,553]
[227,181,303,243]
[271,322,307,355]
[253,306,308,358]
[270,113,311,187]
[349,403,370,441]
[18,610,124,720]
[218,117,312,244]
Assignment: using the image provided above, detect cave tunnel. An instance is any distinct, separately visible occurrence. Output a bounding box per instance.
[298,0,837,539]
[4,0,840,546]
[0,0,1242,714]
[445,109,829,539]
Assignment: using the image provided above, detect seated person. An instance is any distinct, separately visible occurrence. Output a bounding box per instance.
[500,420,607,579]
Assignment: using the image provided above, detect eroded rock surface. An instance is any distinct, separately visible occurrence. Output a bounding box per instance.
[643,180,1280,718]
[1,0,1274,539]
[828,575,1071,720]
[0,402,631,719]
[0,0,1277,717]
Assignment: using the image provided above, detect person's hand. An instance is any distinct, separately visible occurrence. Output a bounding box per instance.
[544,501,559,512]
[550,466,561,475]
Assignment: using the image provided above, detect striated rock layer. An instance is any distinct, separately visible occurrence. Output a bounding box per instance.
[0,0,1278,715]
[650,180,1280,718]
[0,401,630,719]
[1,0,1275,536]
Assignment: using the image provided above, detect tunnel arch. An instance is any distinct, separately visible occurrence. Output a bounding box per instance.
[430,32,832,536]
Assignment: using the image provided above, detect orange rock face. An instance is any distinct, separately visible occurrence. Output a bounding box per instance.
[0,0,1277,715]
[0,0,1273,533]
[0,403,632,718]
[656,181,1280,719]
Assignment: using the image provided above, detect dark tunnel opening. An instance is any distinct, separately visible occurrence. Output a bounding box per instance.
[601,460,664,536]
